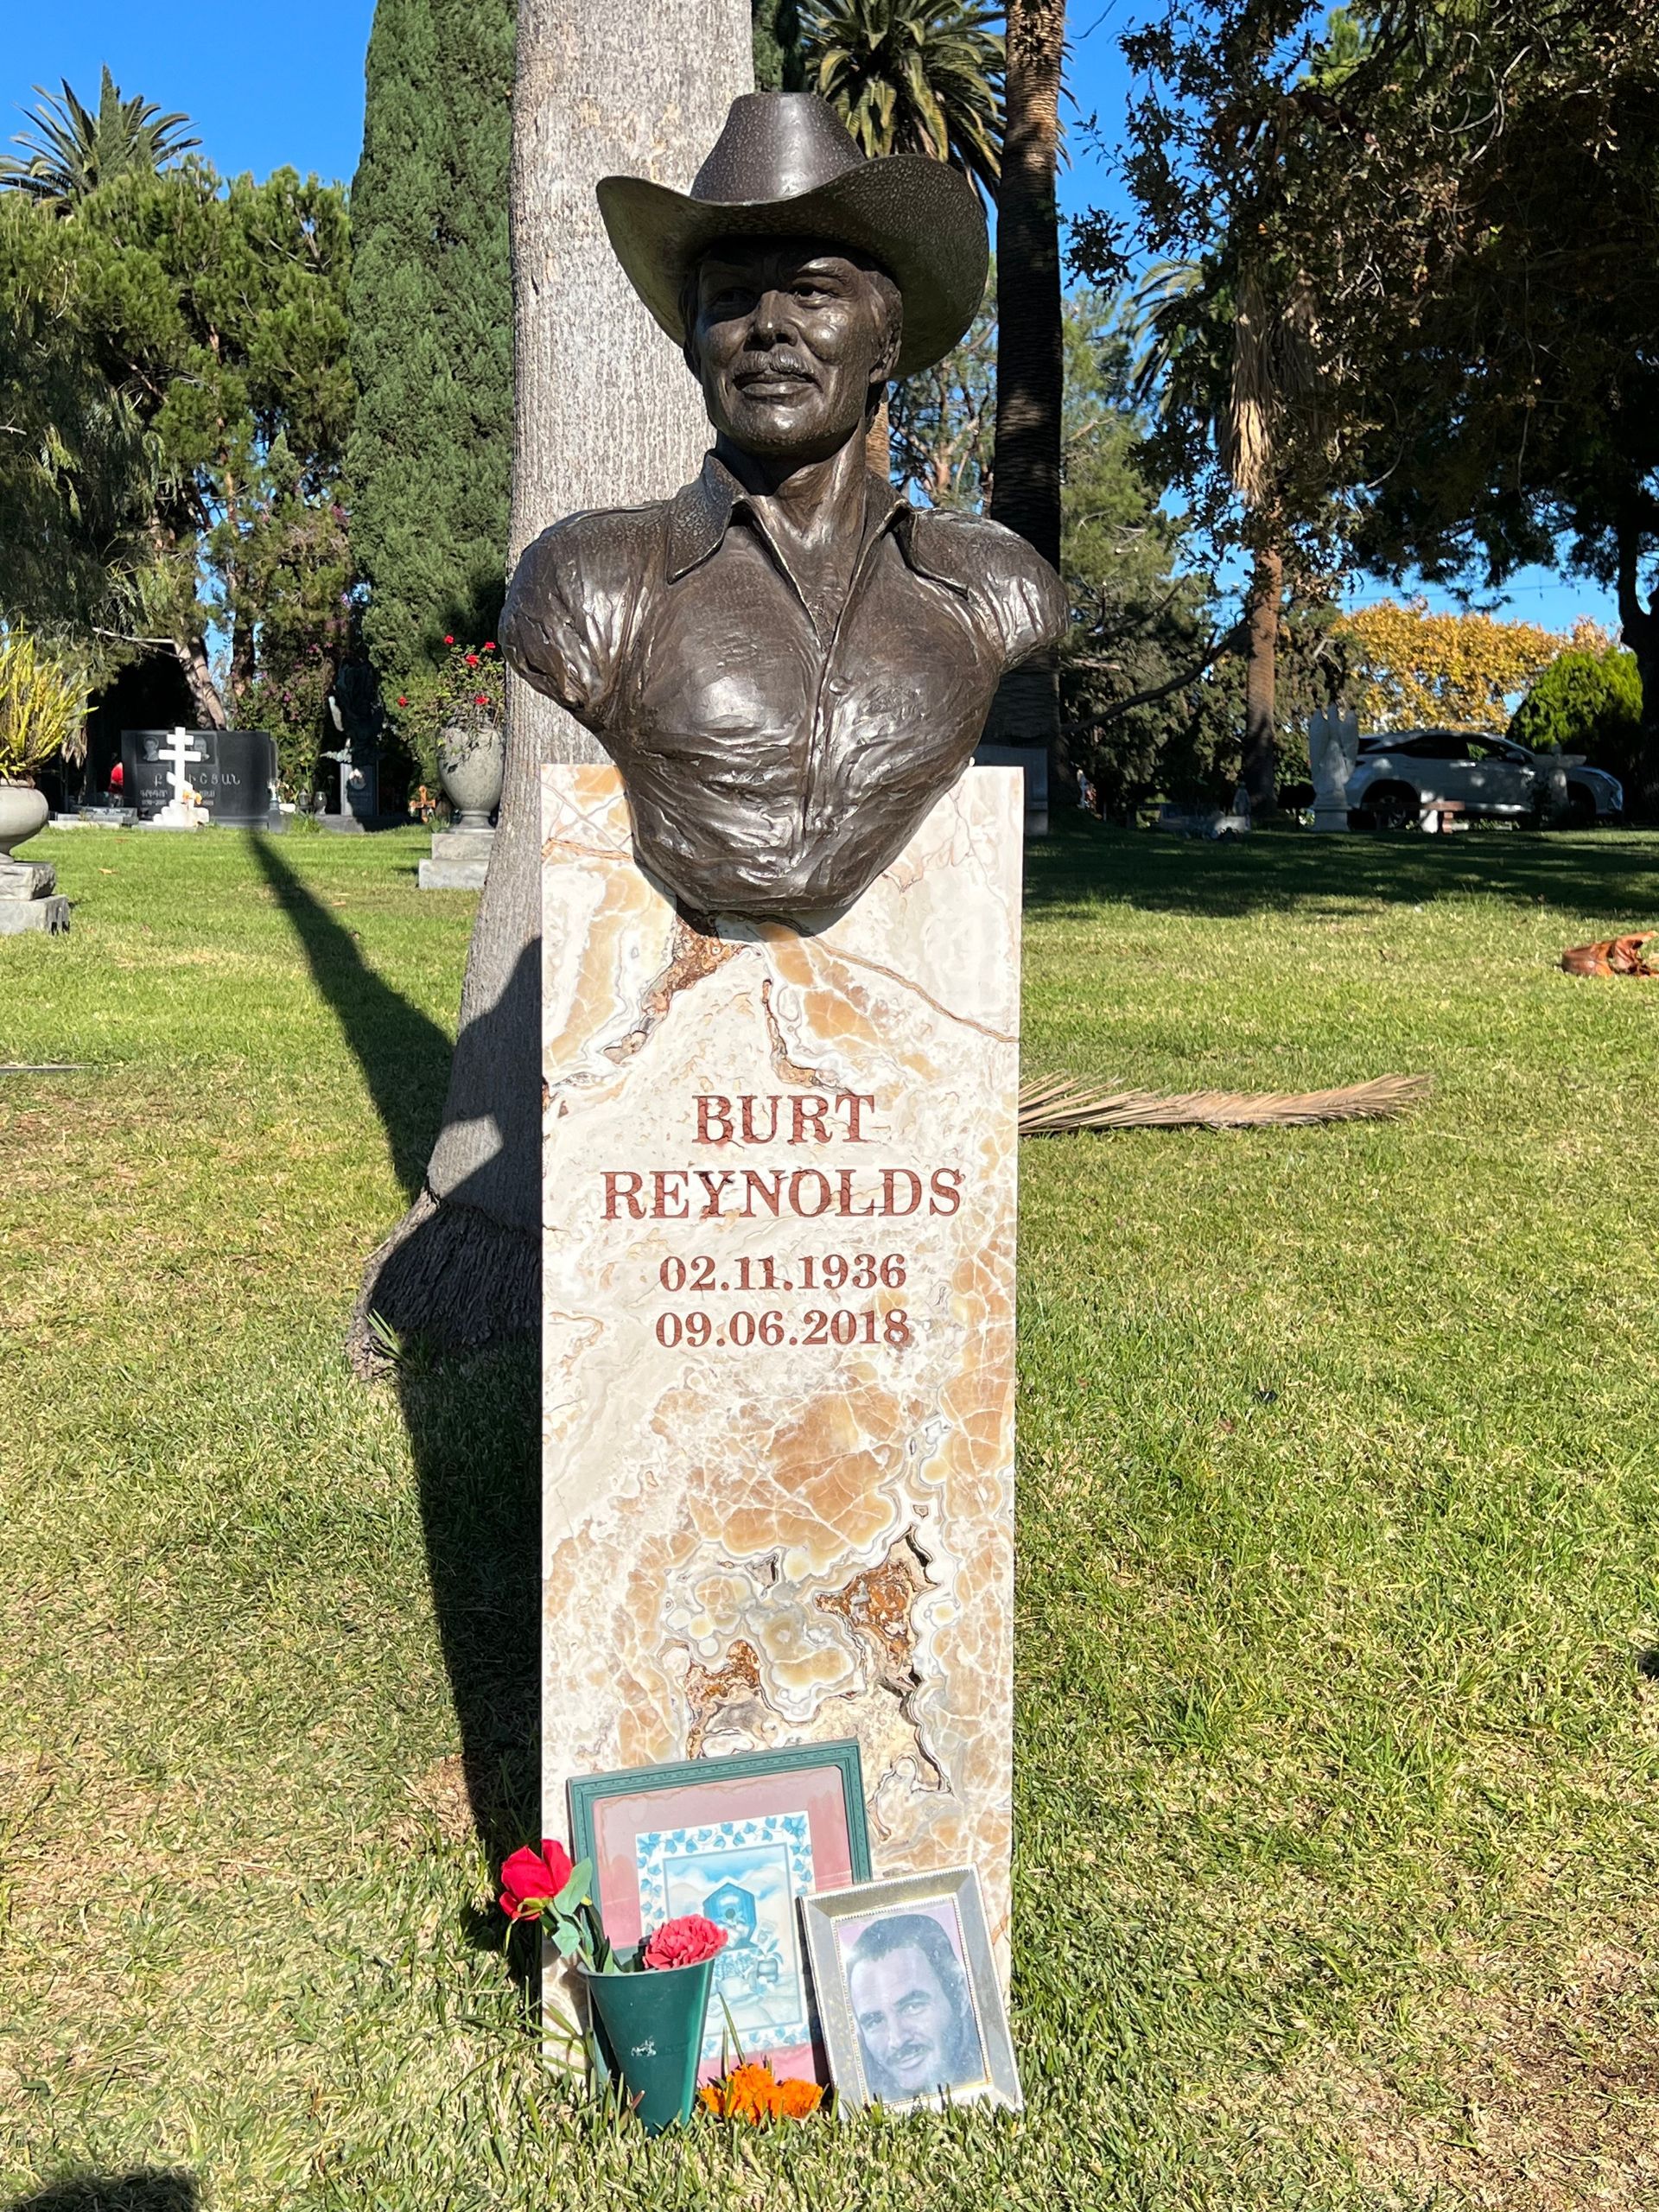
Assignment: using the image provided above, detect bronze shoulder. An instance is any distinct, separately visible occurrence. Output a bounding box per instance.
[500,504,667,730]
[905,507,1069,670]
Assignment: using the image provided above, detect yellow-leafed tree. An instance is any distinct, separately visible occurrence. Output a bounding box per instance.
[1339,599,1610,734]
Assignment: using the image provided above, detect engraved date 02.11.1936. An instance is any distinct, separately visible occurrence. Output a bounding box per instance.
[652,1250,913,1352]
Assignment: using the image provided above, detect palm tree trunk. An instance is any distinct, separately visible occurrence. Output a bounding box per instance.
[1616,512,1659,817]
[350,0,751,1364]
[987,0,1066,804]
[1241,542,1281,816]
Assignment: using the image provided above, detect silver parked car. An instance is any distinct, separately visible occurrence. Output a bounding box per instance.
[1346,729,1623,830]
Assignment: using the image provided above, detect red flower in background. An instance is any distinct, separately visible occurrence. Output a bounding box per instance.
[483,641,497,652]
[474,692,489,707]
[642,1914,728,1970]
[443,633,455,645]
[397,695,408,707]
[499,1840,574,1922]
[465,652,479,666]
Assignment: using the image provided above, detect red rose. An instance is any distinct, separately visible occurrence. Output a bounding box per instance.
[465,652,479,666]
[499,1839,575,1922]
[483,641,497,652]
[443,633,455,645]
[397,695,407,707]
[474,692,489,706]
[643,1913,728,1970]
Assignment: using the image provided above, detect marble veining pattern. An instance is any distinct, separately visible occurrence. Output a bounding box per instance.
[541,765,1020,1966]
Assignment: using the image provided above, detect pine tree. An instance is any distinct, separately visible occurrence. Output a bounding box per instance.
[347,0,515,690]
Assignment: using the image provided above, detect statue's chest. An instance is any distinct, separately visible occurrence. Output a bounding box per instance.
[618,535,997,784]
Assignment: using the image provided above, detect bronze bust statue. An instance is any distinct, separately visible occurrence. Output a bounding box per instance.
[501,92,1066,918]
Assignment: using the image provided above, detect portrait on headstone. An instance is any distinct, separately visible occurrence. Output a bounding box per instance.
[502,91,1066,918]
[800,1868,1022,2113]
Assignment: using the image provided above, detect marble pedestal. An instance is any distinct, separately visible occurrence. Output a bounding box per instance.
[541,766,1021,1968]
[0,857,69,935]
[418,827,493,891]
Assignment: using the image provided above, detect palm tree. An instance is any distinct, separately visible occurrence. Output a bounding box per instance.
[803,0,1003,201]
[0,67,200,210]
[1133,260,1321,815]
[986,0,1065,795]
[804,0,1002,473]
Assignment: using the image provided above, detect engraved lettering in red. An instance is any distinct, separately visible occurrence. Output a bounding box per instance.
[695,1096,733,1145]
[694,1168,735,1218]
[838,1093,877,1141]
[741,1095,781,1143]
[602,1170,646,1219]
[790,1094,831,1145]
[788,1168,835,1216]
[881,1168,923,1217]
[652,1169,689,1218]
[928,1167,963,1215]
[836,1167,876,1217]
[742,1168,784,1216]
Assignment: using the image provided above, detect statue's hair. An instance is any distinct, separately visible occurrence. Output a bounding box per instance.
[678,241,903,414]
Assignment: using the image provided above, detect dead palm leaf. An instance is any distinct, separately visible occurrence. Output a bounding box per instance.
[1018,1071,1432,1134]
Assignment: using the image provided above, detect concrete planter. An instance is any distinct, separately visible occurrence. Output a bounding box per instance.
[0,782,49,859]
[437,723,505,832]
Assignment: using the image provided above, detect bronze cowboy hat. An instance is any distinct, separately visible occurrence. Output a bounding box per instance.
[596,92,990,380]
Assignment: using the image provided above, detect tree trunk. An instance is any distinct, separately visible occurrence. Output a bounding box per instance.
[986,0,1066,800]
[1241,542,1282,816]
[350,0,752,1367]
[176,636,228,729]
[1615,513,1659,817]
[864,395,891,479]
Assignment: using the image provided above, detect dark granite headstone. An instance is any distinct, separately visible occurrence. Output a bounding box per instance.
[120,729,276,825]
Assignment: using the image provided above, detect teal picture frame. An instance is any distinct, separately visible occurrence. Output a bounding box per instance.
[568,1738,871,1882]
[567,1738,873,2083]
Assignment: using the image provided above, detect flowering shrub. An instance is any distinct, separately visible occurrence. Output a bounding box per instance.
[698,2059,823,2123]
[388,635,503,785]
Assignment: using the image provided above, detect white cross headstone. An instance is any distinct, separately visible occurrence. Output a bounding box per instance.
[155,727,207,829]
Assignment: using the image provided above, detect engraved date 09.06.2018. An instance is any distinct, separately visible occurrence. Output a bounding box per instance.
[658,1252,906,1294]
[654,1306,912,1350]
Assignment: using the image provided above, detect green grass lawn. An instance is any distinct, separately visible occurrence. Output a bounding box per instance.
[3,819,1658,2211]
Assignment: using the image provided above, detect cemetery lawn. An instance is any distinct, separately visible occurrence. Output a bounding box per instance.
[4,818,1659,2212]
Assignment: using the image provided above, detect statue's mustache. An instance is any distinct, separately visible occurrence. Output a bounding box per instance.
[734,353,816,383]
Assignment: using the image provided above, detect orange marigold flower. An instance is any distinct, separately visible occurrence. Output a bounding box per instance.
[776,2077,823,2119]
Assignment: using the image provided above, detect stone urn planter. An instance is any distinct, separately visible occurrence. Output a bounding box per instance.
[436,722,505,832]
[0,782,49,859]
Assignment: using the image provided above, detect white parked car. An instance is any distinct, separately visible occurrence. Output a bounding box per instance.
[1346,729,1623,830]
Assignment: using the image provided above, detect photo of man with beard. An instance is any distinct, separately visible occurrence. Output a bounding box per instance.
[842,1908,985,2104]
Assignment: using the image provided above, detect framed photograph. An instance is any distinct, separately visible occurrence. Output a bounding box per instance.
[799,1866,1022,2115]
[567,1739,871,2083]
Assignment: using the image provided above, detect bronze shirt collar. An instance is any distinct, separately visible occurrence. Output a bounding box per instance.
[664,450,937,587]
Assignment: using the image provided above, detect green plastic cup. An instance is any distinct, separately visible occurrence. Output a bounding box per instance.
[581,1958,715,2134]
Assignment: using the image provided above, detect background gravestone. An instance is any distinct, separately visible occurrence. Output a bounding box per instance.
[121,730,277,826]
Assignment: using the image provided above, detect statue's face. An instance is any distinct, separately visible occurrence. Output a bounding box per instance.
[687,238,899,463]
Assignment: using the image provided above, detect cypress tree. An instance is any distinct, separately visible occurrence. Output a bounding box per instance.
[753,0,805,90]
[347,0,515,686]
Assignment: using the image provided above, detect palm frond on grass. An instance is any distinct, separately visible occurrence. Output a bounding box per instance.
[1018,1071,1432,1135]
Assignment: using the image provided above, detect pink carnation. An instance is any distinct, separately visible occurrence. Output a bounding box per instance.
[642,1913,728,1970]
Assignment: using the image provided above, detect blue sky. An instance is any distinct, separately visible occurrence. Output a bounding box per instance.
[3,0,1615,634]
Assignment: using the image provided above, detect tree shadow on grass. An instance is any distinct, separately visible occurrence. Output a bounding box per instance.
[246,838,540,1876]
[247,835,451,1202]
[1027,817,1659,923]
[397,1338,542,1883]
[3,2177,197,2212]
